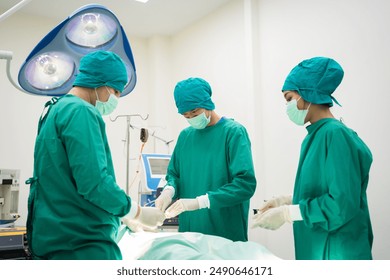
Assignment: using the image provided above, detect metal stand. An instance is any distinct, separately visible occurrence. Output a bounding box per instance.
[110,114,149,195]
[129,124,174,154]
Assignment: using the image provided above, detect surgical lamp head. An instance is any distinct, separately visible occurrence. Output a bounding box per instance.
[17,4,136,97]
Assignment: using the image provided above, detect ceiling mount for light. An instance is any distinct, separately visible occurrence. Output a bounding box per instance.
[17,4,137,97]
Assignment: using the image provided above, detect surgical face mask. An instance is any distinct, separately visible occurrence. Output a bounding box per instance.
[187,111,210,129]
[286,98,310,126]
[95,87,118,116]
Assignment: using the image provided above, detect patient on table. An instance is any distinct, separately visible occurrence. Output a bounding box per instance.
[117,227,280,260]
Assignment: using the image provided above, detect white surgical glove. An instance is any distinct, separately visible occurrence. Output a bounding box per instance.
[122,206,166,232]
[165,199,199,218]
[155,187,175,211]
[257,195,292,214]
[252,205,291,230]
[252,204,302,230]
[122,218,159,233]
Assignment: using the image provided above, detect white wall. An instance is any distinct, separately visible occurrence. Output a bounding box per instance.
[255,0,390,259]
[1,0,389,260]
[170,0,255,135]
[0,14,59,232]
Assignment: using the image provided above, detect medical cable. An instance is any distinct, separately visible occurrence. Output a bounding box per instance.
[128,128,148,190]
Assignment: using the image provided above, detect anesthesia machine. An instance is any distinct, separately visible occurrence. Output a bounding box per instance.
[139,154,178,227]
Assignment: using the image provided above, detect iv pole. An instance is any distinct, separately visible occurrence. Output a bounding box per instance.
[110,114,149,195]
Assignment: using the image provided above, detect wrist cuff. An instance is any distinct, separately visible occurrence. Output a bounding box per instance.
[127,199,139,219]
[163,185,175,198]
[288,204,303,221]
[196,194,210,209]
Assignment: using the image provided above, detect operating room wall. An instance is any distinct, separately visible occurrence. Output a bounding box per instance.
[0,14,60,231]
[253,0,390,259]
[160,0,390,260]
[1,0,389,261]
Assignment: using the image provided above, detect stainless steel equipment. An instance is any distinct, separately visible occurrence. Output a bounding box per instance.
[0,169,20,227]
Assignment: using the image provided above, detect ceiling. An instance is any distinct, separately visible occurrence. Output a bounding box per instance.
[0,0,232,38]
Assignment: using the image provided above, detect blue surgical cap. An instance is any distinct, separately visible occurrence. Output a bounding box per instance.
[174,77,215,114]
[282,57,344,107]
[73,50,128,93]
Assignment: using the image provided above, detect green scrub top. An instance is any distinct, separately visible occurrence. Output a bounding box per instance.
[26,95,132,260]
[293,118,373,260]
[166,118,256,241]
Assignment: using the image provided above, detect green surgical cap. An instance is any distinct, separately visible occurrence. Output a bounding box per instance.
[282,57,344,107]
[174,77,215,114]
[73,50,128,93]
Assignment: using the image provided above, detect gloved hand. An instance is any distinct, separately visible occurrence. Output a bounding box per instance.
[257,195,292,214]
[252,205,291,230]
[155,187,174,212]
[165,199,199,218]
[122,206,166,232]
[122,218,159,233]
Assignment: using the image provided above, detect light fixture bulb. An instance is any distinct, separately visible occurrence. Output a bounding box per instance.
[65,12,117,48]
[82,13,98,34]
[38,55,57,75]
[25,52,74,90]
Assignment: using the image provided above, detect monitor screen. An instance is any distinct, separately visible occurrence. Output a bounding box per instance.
[148,158,170,176]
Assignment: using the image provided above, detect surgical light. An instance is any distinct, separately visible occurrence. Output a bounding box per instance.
[65,12,117,48]
[24,52,75,90]
[16,4,137,97]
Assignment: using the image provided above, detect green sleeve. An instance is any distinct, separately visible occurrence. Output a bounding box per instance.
[165,132,183,199]
[208,126,257,208]
[59,106,131,217]
[300,128,362,231]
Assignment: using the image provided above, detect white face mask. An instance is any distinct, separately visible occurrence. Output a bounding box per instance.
[95,87,118,116]
[286,97,310,126]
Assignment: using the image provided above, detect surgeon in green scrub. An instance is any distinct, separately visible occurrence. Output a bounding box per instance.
[155,77,257,242]
[252,57,373,260]
[26,51,165,260]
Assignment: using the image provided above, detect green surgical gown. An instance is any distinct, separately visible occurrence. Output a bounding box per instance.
[166,118,256,241]
[26,95,132,260]
[293,118,373,260]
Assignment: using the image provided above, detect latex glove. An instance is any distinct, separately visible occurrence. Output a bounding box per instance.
[122,218,159,233]
[165,199,199,218]
[122,206,166,232]
[155,187,174,212]
[252,205,291,230]
[257,195,292,214]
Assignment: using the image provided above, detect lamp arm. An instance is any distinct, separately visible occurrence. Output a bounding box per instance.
[0,50,31,94]
[0,0,33,23]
